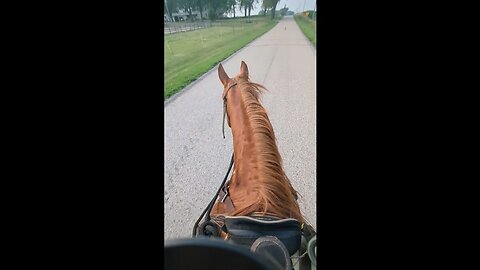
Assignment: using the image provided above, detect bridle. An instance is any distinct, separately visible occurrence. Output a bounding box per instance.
[222,80,238,139]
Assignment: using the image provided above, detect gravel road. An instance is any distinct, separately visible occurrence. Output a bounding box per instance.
[164,15,316,239]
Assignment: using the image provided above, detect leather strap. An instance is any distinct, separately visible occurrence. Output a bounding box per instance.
[218,183,235,213]
[222,81,237,139]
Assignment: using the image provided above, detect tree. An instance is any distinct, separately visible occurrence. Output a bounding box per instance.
[262,0,278,19]
[206,0,228,21]
[165,0,178,22]
[238,0,256,18]
[225,0,237,18]
[238,0,248,18]
[261,0,271,16]
[270,0,278,19]
[279,4,288,16]
[196,0,205,20]
[246,0,257,17]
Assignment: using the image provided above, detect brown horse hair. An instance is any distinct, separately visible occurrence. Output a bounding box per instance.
[228,80,304,224]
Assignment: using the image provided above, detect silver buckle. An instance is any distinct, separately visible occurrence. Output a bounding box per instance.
[220,186,229,202]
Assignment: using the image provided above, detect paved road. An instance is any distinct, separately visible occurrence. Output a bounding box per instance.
[164,16,316,239]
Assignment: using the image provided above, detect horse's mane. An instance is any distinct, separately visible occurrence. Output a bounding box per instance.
[230,80,304,223]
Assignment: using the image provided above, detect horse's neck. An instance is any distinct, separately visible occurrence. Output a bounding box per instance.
[230,114,259,188]
[226,88,259,186]
[225,91,304,222]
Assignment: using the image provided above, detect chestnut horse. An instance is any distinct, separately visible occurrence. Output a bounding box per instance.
[210,61,305,236]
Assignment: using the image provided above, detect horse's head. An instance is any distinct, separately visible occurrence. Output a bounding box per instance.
[218,61,262,131]
[218,61,249,94]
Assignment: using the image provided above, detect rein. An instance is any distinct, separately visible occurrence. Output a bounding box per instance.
[193,80,240,236]
[192,152,234,237]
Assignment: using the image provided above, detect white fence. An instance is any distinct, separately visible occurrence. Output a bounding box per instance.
[164,21,212,35]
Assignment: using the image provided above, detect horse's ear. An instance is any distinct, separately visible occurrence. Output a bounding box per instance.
[240,61,249,78]
[218,64,229,87]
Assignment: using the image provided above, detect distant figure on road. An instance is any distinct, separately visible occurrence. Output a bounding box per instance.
[285,26,286,30]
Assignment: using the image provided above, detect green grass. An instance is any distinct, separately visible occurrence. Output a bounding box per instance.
[164,17,279,100]
[294,14,316,47]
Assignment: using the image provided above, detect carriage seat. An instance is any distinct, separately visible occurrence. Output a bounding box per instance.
[224,215,302,255]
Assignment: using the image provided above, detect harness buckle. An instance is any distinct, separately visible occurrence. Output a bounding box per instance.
[220,186,229,202]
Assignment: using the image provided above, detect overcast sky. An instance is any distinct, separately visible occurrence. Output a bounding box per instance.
[228,0,316,17]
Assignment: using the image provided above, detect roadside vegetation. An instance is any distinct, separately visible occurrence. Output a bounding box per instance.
[165,16,281,100]
[294,11,316,47]
[164,0,285,100]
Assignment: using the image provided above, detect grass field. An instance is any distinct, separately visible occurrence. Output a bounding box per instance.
[294,15,316,47]
[164,16,279,100]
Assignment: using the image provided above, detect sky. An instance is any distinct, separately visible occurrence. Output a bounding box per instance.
[227,0,316,17]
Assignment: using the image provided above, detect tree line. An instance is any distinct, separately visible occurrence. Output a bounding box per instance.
[164,0,280,22]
